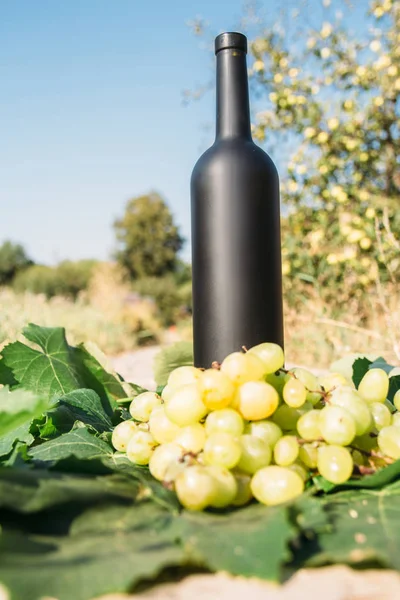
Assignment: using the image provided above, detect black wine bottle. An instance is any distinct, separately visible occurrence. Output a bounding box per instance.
[191,31,284,368]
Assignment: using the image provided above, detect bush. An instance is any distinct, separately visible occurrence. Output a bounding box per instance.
[13,260,97,299]
[132,276,184,326]
[0,241,33,285]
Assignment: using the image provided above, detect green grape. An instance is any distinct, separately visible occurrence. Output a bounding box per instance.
[149,406,181,444]
[247,342,284,374]
[317,445,353,484]
[236,435,271,474]
[392,412,400,427]
[292,367,323,405]
[394,390,400,412]
[297,410,321,441]
[378,425,400,459]
[126,430,157,465]
[174,423,206,453]
[203,432,242,469]
[288,461,309,482]
[206,465,238,508]
[299,443,319,468]
[111,420,139,452]
[200,368,235,410]
[273,435,299,466]
[129,391,162,422]
[329,387,372,436]
[161,384,174,403]
[358,368,389,404]
[319,372,352,392]
[251,465,304,506]
[351,449,366,467]
[370,402,392,431]
[232,472,253,506]
[165,384,207,426]
[235,381,279,420]
[175,466,217,511]
[272,403,312,431]
[167,366,202,389]
[205,408,244,437]
[282,378,307,408]
[149,443,184,482]
[352,433,378,453]
[264,371,287,395]
[319,405,356,446]
[220,351,266,385]
[244,420,282,447]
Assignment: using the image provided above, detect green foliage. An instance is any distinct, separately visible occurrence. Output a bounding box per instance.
[246,1,400,305]
[154,341,194,386]
[133,275,186,326]
[0,240,33,285]
[13,259,97,299]
[114,192,184,279]
[1,323,400,599]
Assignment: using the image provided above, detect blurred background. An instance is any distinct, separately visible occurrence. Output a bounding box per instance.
[1,0,399,369]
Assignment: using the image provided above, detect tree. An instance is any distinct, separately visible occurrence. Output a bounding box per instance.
[114,192,184,279]
[245,0,400,308]
[0,241,33,285]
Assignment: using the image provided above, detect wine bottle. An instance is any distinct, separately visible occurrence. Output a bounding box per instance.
[191,31,283,368]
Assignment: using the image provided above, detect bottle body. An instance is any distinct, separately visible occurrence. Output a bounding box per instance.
[191,33,283,368]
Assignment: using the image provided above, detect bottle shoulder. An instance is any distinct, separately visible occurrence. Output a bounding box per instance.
[191,138,278,182]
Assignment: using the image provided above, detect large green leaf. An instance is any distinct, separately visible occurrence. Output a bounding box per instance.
[0,468,139,513]
[179,503,294,581]
[0,503,184,600]
[305,480,400,569]
[28,427,113,463]
[58,388,113,432]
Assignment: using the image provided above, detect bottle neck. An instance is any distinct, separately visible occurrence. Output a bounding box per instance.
[215,48,252,141]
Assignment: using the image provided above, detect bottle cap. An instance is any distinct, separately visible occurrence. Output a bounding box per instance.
[215,32,247,54]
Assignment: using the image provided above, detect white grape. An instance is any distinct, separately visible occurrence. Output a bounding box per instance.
[378,425,400,459]
[370,402,392,431]
[283,378,307,408]
[236,435,272,474]
[234,381,279,420]
[174,423,206,453]
[149,443,184,482]
[393,390,400,412]
[111,420,139,452]
[251,466,304,506]
[126,430,157,465]
[358,368,389,404]
[244,420,282,447]
[232,472,253,506]
[165,384,207,426]
[203,432,242,469]
[329,386,372,436]
[292,367,323,405]
[319,372,352,392]
[205,408,244,437]
[273,435,299,466]
[247,342,284,374]
[220,351,266,385]
[296,410,321,441]
[167,366,202,389]
[149,406,181,444]
[206,465,238,508]
[129,391,162,422]
[317,445,353,484]
[175,466,217,510]
[200,368,235,410]
[319,405,356,446]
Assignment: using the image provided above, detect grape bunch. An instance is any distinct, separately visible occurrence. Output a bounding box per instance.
[112,343,400,511]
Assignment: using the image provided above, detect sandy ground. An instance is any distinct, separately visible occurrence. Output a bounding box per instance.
[108,347,399,600]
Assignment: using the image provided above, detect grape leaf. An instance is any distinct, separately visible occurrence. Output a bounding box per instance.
[28,427,113,464]
[154,341,194,387]
[178,503,294,581]
[352,357,372,388]
[58,389,113,432]
[0,507,184,600]
[305,480,400,569]
[0,469,139,513]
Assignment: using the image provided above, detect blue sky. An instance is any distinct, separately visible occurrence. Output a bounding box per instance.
[1,0,364,264]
